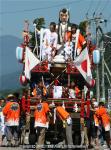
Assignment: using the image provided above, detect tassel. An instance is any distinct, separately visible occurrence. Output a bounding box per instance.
[73,102,78,112]
[54,108,56,124]
[62,101,65,109]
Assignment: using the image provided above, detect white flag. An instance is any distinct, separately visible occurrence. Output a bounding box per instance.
[74,47,92,84]
[25,47,40,79]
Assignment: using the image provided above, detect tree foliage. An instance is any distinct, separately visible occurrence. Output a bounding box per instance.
[79,20,89,37]
[33,17,45,30]
[29,17,45,48]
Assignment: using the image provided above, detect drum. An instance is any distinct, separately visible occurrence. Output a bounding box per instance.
[16,46,24,63]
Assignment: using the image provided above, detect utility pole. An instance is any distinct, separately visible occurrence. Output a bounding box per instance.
[95,18,100,102]
[86,15,106,102]
[97,19,107,101]
[96,39,100,102]
[85,15,100,102]
[85,13,108,102]
[95,18,106,102]
[101,44,105,101]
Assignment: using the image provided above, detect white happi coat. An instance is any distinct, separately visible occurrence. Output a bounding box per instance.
[0,108,5,135]
[42,29,58,61]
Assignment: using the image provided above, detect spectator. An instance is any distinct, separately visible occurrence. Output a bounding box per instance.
[68,81,76,98]
[96,102,111,149]
[0,96,6,146]
[87,101,99,149]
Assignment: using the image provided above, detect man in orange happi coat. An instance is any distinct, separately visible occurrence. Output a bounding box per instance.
[95,102,111,149]
[34,97,50,150]
[3,94,20,146]
[56,106,73,149]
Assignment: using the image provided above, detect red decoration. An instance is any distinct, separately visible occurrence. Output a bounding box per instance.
[80,99,90,118]
[54,79,59,85]
[24,34,30,45]
[86,100,90,118]
[89,79,95,88]
[21,96,30,113]
[27,96,30,113]
[21,96,26,111]
[81,60,87,72]
[19,74,28,86]
[66,63,79,74]
[80,98,84,118]
[31,61,48,73]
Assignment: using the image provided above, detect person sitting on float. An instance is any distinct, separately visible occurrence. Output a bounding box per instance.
[68,81,76,99]
[42,22,58,61]
[64,24,87,59]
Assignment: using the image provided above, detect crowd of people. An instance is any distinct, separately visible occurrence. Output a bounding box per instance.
[0,85,111,149]
[80,100,111,150]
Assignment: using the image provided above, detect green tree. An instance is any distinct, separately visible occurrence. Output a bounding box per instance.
[29,17,45,48]
[79,20,89,37]
[33,17,45,30]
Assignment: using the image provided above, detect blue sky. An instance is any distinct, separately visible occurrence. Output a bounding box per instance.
[0,0,111,38]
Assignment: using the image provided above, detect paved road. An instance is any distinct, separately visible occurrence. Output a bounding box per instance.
[0,131,110,150]
[0,144,109,150]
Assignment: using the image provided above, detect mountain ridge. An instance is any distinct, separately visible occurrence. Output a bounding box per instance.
[0,35,23,91]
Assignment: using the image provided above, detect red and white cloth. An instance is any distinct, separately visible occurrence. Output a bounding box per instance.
[74,47,94,86]
[25,47,40,79]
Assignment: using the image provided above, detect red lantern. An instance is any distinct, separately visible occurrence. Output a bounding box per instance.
[86,79,95,88]
[19,74,28,86]
[54,79,59,86]
[89,79,95,88]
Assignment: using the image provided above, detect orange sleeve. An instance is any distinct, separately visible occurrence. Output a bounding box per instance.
[64,31,71,42]
[99,108,107,116]
[56,106,69,120]
[43,103,50,113]
[2,102,10,116]
[79,34,86,46]
[75,87,80,94]
[95,108,100,117]
[33,88,37,97]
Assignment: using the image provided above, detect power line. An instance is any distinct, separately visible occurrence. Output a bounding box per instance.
[99,0,109,14]
[86,0,93,17]
[0,0,82,15]
[93,0,101,16]
[108,13,111,19]
[107,14,111,32]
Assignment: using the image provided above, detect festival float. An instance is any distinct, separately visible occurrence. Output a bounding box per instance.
[16,8,97,145]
